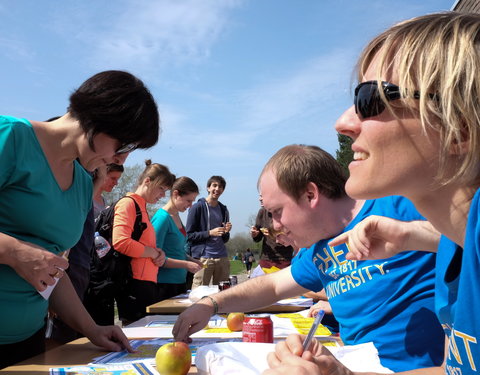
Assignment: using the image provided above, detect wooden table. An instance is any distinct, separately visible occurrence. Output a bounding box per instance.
[0,337,198,374]
[147,297,311,314]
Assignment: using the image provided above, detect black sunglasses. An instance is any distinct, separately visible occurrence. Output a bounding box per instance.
[354,80,423,119]
[115,142,138,155]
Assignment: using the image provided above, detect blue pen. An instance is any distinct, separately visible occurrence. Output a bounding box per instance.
[302,310,325,351]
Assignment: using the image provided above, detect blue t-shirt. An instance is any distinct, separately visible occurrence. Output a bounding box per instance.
[436,187,480,374]
[291,196,444,372]
[0,116,92,344]
[151,208,188,284]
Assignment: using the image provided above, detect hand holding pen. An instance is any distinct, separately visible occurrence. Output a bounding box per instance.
[265,310,339,373]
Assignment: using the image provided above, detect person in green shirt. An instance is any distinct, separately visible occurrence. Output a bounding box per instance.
[152,176,203,300]
[0,70,159,369]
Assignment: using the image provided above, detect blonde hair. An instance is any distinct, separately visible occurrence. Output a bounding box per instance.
[137,159,175,189]
[358,12,480,185]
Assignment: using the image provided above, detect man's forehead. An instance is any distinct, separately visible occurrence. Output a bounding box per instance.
[259,170,285,209]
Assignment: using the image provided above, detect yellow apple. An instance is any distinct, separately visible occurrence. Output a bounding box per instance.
[155,341,191,375]
[226,312,245,331]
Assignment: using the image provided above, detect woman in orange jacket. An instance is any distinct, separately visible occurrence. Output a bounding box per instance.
[112,160,175,324]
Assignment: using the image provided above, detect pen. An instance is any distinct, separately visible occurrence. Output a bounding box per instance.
[302,310,325,351]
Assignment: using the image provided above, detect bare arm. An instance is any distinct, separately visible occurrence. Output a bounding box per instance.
[328,217,440,261]
[0,233,69,291]
[172,267,308,342]
[50,274,133,353]
[163,257,202,273]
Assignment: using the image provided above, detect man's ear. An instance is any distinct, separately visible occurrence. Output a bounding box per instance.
[305,182,320,207]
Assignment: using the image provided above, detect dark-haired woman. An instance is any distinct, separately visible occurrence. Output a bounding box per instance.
[152,177,203,301]
[0,70,159,368]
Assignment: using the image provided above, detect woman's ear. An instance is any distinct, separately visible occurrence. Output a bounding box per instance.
[448,124,470,155]
[448,140,469,155]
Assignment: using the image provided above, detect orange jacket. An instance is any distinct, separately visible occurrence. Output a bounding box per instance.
[112,193,158,283]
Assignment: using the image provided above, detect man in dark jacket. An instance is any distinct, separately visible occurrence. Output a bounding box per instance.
[186,176,232,288]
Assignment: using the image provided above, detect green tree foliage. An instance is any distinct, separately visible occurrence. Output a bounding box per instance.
[226,232,260,257]
[335,133,353,176]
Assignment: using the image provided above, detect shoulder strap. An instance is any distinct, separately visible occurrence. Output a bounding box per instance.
[121,196,147,241]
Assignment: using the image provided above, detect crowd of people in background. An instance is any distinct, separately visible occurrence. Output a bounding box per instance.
[2,10,480,375]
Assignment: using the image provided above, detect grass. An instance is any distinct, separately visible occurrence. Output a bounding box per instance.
[230,259,256,275]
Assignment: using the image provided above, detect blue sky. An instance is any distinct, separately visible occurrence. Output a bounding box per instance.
[1,0,454,235]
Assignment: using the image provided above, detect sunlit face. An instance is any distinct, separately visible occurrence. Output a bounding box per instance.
[102,171,123,193]
[334,54,441,201]
[78,133,130,172]
[259,169,319,249]
[207,182,224,200]
[172,191,198,212]
[145,184,169,204]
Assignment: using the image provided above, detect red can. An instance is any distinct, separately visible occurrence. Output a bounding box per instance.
[242,315,273,343]
[218,280,231,291]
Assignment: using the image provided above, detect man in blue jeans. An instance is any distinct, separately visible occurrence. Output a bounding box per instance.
[186,176,232,288]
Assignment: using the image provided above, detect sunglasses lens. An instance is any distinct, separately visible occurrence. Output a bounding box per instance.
[355,82,385,119]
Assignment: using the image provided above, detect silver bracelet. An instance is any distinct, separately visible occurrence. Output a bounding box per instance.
[201,295,219,315]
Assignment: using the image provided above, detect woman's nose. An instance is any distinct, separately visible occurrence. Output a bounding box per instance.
[334,105,361,140]
[111,152,129,165]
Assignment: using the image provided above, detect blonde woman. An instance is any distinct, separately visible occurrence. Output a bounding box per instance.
[152,177,203,301]
[112,160,175,324]
[265,12,480,375]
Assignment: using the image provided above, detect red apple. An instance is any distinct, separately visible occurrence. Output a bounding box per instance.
[155,341,191,375]
[227,312,245,331]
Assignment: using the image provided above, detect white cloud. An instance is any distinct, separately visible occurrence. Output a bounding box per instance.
[86,0,243,70]
[0,36,33,61]
[239,48,356,131]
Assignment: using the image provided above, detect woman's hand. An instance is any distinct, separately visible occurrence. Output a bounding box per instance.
[3,237,69,291]
[328,216,439,261]
[84,324,134,353]
[142,246,165,266]
[186,260,203,273]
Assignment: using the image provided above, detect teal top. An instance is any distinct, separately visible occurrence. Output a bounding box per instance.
[151,208,188,284]
[0,116,92,344]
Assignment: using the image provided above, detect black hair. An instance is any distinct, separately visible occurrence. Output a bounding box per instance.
[207,175,226,189]
[68,70,160,151]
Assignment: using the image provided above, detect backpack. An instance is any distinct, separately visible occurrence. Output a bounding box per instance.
[248,255,254,263]
[88,196,147,296]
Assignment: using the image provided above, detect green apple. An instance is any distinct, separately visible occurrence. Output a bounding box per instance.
[155,341,191,375]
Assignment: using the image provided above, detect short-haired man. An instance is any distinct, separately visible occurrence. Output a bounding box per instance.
[186,176,232,288]
[173,145,444,372]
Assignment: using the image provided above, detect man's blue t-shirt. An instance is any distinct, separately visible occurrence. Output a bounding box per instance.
[436,188,480,374]
[291,196,444,372]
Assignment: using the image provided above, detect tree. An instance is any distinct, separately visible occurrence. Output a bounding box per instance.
[226,233,259,257]
[335,133,353,176]
[103,164,168,216]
